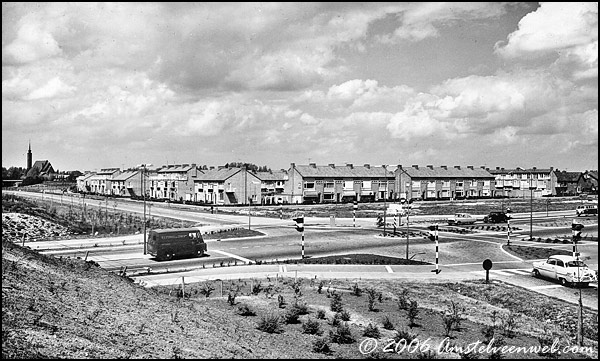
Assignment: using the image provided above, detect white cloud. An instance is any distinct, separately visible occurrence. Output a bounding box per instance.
[3,18,62,63]
[495,2,598,58]
[24,77,76,100]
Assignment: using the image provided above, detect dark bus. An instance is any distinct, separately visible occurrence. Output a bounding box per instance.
[147,228,207,261]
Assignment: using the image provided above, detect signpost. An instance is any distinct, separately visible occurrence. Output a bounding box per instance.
[483,259,493,284]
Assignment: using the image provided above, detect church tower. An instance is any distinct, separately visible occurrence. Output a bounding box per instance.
[27,141,32,171]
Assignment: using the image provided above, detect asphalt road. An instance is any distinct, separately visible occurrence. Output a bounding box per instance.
[7,190,598,310]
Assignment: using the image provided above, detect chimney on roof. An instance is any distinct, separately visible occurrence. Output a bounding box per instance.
[427,164,433,169]
[480,165,486,169]
[412,165,419,169]
[364,163,370,169]
[441,165,447,170]
[218,166,225,170]
[397,164,402,169]
[310,163,316,168]
[182,163,188,167]
[486,167,490,171]
[467,165,474,170]
[496,167,500,170]
[454,165,461,170]
[501,167,505,170]
[346,163,353,169]
[532,167,537,170]
[209,166,215,170]
[329,163,335,168]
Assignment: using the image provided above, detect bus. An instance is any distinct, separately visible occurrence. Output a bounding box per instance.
[147,228,207,261]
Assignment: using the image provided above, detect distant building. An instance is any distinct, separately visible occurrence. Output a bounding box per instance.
[488,167,556,197]
[582,170,598,195]
[26,160,56,180]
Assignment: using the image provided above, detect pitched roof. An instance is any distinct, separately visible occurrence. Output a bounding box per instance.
[26,160,55,177]
[195,167,242,181]
[157,164,197,173]
[97,168,120,175]
[112,170,140,181]
[555,171,582,182]
[255,170,288,181]
[487,167,554,175]
[294,164,393,178]
[400,166,494,179]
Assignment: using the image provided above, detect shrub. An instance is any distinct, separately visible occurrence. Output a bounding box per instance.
[329,322,355,344]
[351,282,362,296]
[199,283,215,298]
[257,314,282,334]
[251,281,263,295]
[293,301,310,315]
[329,312,341,327]
[382,316,395,330]
[316,309,326,320]
[397,288,410,310]
[366,288,379,312]
[394,328,417,344]
[283,306,302,324]
[227,292,237,306]
[302,318,323,335]
[312,337,332,354]
[407,300,419,328]
[500,311,517,338]
[330,291,344,313]
[338,309,351,321]
[238,304,256,316]
[363,323,381,338]
[317,280,324,294]
[278,294,286,308]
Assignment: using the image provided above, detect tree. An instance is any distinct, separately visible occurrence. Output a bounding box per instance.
[67,170,83,182]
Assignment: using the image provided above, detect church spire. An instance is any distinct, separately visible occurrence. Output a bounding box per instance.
[27,140,32,171]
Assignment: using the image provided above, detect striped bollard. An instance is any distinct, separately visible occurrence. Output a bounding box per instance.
[507,217,510,246]
[293,216,305,259]
[428,224,441,274]
[353,200,358,227]
[393,212,397,235]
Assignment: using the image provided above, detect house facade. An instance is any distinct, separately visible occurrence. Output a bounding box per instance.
[149,164,200,201]
[76,172,95,193]
[255,170,288,205]
[193,167,261,205]
[395,165,496,201]
[488,167,556,197]
[283,163,395,204]
[87,168,121,195]
[110,170,144,197]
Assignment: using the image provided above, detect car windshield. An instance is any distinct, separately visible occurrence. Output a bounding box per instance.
[566,261,587,267]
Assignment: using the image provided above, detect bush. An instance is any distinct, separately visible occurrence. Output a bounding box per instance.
[283,306,302,324]
[317,281,324,294]
[316,309,326,320]
[302,318,323,335]
[238,304,256,316]
[227,292,237,306]
[251,281,263,295]
[366,288,380,312]
[293,302,310,315]
[397,288,410,310]
[329,322,355,344]
[382,316,395,330]
[330,291,344,313]
[363,323,381,338]
[407,300,419,328]
[257,314,282,334]
[394,328,417,344]
[338,309,351,321]
[312,337,332,354]
[351,282,362,296]
[278,294,286,308]
[199,283,215,298]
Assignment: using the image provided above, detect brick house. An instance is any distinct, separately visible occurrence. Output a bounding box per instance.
[255,170,288,205]
[283,163,395,204]
[193,166,261,205]
[488,167,556,197]
[149,164,200,201]
[395,165,496,201]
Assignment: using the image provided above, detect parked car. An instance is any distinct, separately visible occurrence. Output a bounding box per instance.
[447,213,477,225]
[532,255,597,287]
[483,211,509,223]
[576,204,597,216]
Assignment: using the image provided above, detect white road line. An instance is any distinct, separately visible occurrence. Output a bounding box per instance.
[492,270,516,276]
[385,265,393,273]
[509,269,533,275]
[528,284,563,290]
[211,250,254,265]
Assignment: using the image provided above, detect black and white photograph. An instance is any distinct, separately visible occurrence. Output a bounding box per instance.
[2,2,598,359]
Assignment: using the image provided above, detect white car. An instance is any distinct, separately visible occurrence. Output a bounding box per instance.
[447,213,476,225]
[532,255,597,287]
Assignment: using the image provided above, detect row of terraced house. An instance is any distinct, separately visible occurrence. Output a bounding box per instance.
[76,163,598,206]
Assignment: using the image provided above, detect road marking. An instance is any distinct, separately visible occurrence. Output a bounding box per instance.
[241,246,249,249]
[385,265,393,273]
[211,250,254,265]
[492,270,516,276]
[528,284,563,290]
[509,269,533,275]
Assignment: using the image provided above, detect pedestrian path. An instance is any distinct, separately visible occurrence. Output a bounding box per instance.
[470,268,532,277]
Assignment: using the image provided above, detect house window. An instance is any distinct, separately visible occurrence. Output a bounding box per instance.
[442,180,450,187]
[362,180,371,188]
[411,181,420,189]
[456,180,464,188]
[304,182,315,189]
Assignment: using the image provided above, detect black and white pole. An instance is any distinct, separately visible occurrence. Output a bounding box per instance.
[429,224,441,274]
[293,216,305,259]
[572,220,584,258]
[393,211,397,235]
[279,203,283,219]
[507,217,510,246]
[353,200,358,227]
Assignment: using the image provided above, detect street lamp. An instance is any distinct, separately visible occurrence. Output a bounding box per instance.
[137,163,152,254]
[382,165,387,236]
[529,184,536,241]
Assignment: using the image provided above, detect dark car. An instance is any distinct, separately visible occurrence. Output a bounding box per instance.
[483,211,509,223]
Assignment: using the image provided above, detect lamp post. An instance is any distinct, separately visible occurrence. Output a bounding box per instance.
[138,163,152,254]
[382,165,387,236]
[529,184,536,241]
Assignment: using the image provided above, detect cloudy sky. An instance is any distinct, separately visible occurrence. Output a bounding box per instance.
[2,2,597,173]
